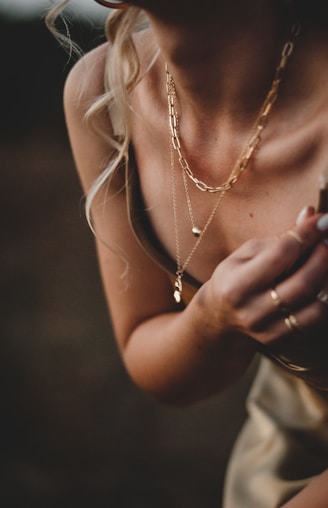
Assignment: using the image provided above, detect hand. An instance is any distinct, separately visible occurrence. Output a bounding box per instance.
[205,208,328,351]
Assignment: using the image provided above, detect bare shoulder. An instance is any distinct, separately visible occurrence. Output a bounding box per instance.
[62,42,120,193]
[64,26,157,106]
[64,42,109,116]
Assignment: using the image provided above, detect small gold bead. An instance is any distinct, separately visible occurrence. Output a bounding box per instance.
[192,227,202,237]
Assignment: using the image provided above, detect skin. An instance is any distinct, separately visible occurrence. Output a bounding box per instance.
[63,0,328,504]
[280,469,328,508]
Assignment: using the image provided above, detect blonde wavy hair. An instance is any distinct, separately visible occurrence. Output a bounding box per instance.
[46,1,155,228]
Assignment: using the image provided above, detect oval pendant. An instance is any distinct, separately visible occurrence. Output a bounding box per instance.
[192,226,202,237]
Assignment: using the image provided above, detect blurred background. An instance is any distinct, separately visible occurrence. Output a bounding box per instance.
[0,1,254,506]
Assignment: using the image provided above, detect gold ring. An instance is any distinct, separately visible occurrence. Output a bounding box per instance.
[317,290,328,306]
[284,313,304,337]
[270,288,291,315]
[286,229,305,246]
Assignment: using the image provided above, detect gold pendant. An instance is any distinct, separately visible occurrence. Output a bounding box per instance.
[173,274,183,303]
[192,226,202,237]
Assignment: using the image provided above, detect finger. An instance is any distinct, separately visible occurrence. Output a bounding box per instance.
[250,297,328,347]
[282,212,328,252]
[234,215,327,295]
[273,242,328,308]
[257,213,328,287]
[216,212,328,311]
[296,205,315,225]
[237,279,328,340]
[275,302,328,349]
[297,301,328,333]
[317,289,328,308]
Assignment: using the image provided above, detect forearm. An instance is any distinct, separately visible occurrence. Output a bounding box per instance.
[112,213,328,405]
[122,286,256,405]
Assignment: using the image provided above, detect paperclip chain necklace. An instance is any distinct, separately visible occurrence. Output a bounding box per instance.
[167,21,300,303]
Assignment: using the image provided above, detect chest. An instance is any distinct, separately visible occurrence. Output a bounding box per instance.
[132,119,328,284]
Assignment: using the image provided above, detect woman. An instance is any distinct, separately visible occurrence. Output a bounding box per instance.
[48,0,328,505]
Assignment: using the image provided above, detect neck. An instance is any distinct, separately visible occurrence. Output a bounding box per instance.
[147,1,295,120]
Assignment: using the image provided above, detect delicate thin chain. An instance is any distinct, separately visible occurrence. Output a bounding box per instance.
[167,21,300,303]
[181,169,202,236]
[170,143,229,302]
[167,21,301,193]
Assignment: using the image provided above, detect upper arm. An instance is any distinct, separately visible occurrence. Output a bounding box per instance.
[63,44,178,351]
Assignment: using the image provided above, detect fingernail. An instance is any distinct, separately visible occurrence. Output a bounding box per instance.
[317,213,328,231]
[296,206,311,225]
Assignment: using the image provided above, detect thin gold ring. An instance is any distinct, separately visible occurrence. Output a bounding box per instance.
[284,313,304,337]
[286,229,305,246]
[317,290,328,306]
[270,288,291,315]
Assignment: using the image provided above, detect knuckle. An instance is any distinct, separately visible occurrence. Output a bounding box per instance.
[219,281,243,308]
[241,237,270,258]
[235,304,268,334]
[238,310,259,332]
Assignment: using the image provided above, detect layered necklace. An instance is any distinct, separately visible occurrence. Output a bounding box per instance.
[166,21,300,303]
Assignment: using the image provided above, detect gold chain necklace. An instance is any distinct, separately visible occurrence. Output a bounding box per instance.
[167,21,300,303]
[167,21,301,194]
